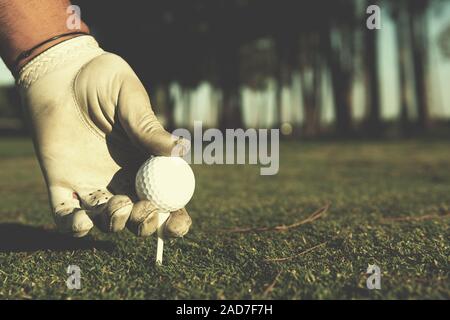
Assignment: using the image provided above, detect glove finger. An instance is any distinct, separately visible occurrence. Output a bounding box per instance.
[165,208,192,238]
[127,200,159,237]
[79,189,133,233]
[117,74,190,157]
[53,196,94,238]
[79,188,113,209]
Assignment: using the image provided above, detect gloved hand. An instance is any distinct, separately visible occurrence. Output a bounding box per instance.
[17,35,192,238]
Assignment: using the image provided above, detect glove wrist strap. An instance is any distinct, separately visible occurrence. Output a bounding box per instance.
[17,35,104,88]
[14,31,91,72]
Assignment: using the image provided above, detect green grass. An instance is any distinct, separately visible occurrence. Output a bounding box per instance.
[0,137,449,299]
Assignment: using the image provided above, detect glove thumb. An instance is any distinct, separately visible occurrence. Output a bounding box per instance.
[117,75,190,157]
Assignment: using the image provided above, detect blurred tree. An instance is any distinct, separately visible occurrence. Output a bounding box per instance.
[296,1,328,137]
[407,0,431,132]
[0,86,25,134]
[439,24,450,57]
[390,0,415,135]
[299,32,324,137]
[272,0,299,130]
[389,0,434,135]
[212,0,247,130]
[71,0,445,138]
[324,0,358,137]
[363,0,382,137]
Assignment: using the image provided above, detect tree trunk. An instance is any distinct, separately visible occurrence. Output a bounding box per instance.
[300,62,322,138]
[275,34,297,133]
[220,87,242,130]
[408,1,430,132]
[276,61,290,129]
[162,84,175,132]
[218,49,243,130]
[331,74,353,137]
[396,9,413,137]
[326,29,354,137]
[364,27,382,136]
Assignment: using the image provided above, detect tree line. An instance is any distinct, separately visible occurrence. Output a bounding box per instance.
[2,0,446,138]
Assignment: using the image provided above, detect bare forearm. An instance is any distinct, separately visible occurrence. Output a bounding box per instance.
[0,0,89,71]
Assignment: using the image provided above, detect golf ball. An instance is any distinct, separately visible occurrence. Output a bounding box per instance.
[135,156,195,211]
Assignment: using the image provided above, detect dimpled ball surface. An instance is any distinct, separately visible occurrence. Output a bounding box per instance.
[135,156,195,211]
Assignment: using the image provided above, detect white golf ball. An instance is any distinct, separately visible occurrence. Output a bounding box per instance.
[135,156,195,211]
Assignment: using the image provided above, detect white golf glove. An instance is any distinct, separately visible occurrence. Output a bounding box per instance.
[17,35,192,237]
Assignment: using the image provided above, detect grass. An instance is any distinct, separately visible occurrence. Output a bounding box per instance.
[0,137,449,299]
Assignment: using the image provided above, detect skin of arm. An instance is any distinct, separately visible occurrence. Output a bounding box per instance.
[0,0,89,71]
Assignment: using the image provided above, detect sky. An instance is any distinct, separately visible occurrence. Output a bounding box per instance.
[0,60,13,86]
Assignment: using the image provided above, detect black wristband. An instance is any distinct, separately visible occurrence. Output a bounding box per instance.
[14,31,90,71]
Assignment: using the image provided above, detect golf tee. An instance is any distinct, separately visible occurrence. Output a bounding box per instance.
[156,211,170,265]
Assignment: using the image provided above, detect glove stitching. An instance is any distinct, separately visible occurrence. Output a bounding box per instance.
[17,36,103,88]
